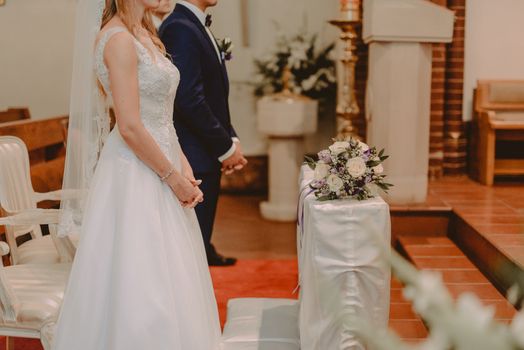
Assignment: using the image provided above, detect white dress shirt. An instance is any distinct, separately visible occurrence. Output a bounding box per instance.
[178,1,238,162]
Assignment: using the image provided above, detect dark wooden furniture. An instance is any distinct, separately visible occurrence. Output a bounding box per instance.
[0,108,31,123]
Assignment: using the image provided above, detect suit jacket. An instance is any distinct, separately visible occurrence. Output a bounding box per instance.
[159,4,237,173]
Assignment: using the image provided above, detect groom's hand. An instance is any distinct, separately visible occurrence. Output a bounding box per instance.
[222,145,247,175]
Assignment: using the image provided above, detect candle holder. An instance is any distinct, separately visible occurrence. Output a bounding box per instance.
[329,0,362,139]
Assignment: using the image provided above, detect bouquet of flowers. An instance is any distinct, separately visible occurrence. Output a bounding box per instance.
[254,32,336,104]
[305,139,392,201]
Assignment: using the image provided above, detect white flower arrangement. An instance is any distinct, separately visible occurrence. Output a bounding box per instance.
[254,32,336,104]
[305,138,392,201]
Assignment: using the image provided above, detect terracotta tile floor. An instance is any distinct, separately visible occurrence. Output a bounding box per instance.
[399,236,517,323]
[427,176,524,268]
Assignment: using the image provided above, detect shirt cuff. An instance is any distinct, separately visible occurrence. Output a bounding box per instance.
[232,137,240,143]
[218,142,237,163]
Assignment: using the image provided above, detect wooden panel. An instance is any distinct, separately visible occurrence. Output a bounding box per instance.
[0,116,68,151]
[494,159,524,175]
[391,211,451,244]
[496,130,524,140]
[0,108,30,123]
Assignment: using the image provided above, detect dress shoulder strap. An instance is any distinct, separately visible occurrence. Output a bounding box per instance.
[95,27,130,57]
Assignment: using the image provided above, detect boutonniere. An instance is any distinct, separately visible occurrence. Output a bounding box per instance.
[218,37,233,61]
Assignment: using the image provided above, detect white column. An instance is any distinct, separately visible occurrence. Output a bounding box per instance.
[260,137,304,221]
[363,0,454,204]
[366,42,432,203]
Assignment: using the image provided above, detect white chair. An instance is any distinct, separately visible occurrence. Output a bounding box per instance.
[0,228,70,350]
[221,298,300,350]
[0,136,76,264]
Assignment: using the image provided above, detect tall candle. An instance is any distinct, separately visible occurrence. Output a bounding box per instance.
[339,0,360,20]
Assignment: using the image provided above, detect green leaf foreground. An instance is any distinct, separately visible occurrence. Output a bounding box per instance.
[304,155,317,170]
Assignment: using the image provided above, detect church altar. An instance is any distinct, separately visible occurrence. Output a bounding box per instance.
[297,166,391,349]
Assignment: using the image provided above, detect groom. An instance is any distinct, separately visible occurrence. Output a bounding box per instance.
[159,0,247,266]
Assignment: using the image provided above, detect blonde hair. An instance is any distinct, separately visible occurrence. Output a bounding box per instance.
[101,0,166,55]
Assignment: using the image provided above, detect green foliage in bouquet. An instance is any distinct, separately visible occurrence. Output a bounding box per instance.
[305,138,393,201]
[254,32,336,104]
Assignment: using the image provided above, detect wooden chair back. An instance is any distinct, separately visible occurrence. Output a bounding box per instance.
[0,116,68,195]
[0,136,44,263]
[0,116,68,244]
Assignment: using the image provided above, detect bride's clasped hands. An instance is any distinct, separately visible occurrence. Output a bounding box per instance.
[164,162,204,208]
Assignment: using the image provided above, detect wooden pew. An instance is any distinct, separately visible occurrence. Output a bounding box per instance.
[469,80,524,185]
[0,108,31,123]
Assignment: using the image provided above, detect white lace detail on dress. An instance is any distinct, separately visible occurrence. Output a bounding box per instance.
[94,27,181,163]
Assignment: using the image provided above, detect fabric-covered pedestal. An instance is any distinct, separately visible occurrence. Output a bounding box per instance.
[297,167,391,350]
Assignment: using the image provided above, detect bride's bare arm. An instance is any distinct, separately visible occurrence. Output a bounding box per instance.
[104,32,202,207]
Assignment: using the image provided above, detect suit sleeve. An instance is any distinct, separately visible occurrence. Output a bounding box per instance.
[161,21,233,159]
[229,125,238,139]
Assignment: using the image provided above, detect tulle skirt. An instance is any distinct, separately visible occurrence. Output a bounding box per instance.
[52,130,221,350]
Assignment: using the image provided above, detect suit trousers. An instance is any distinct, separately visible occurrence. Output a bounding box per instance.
[194,170,222,256]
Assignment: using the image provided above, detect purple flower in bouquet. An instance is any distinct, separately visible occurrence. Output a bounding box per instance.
[311,179,326,189]
[362,149,371,161]
[318,150,332,163]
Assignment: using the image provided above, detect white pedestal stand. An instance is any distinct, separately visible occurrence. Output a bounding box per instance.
[363,0,454,203]
[257,95,318,221]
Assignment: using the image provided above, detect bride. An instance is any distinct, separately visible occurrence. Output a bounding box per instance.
[52,0,222,349]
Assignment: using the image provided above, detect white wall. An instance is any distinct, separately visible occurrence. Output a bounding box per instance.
[463,0,524,120]
[0,0,76,119]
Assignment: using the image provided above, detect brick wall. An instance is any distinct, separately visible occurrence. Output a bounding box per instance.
[443,0,467,175]
[429,0,467,177]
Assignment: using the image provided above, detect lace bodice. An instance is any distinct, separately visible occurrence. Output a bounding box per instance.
[94,27,180,163]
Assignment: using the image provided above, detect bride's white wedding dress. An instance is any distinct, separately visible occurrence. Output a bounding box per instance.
[52,27,221,350]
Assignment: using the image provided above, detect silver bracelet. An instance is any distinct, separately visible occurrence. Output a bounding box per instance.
[160,167,175,182]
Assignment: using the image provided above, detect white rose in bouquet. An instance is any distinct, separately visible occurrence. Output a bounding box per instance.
[329,141,349,155]
[346,157,367,178]
[358,141,370,152]
[326,174,344,192]
[373,164,384,174]
[314,163,330,181]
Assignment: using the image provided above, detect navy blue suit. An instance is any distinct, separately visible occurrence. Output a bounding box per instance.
[159,4,236,256]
